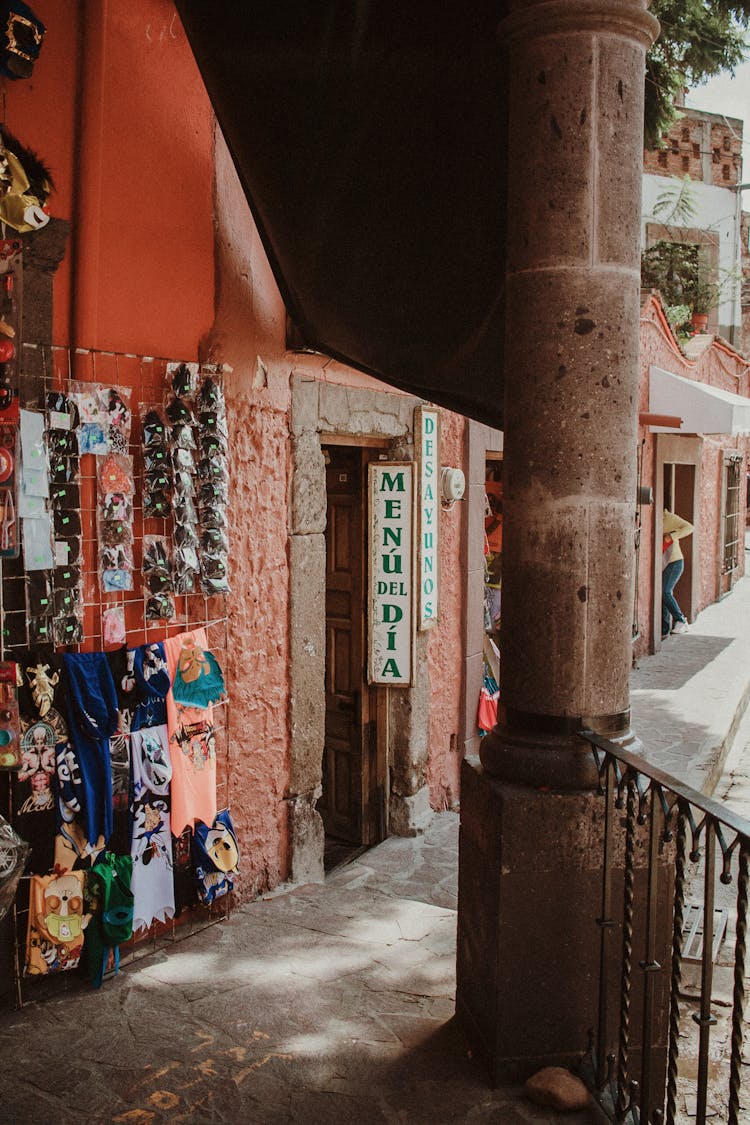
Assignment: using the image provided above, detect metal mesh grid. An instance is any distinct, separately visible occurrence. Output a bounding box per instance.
[1,342,233,1008]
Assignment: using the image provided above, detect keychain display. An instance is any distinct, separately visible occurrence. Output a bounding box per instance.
[140,403,176,617]
[97,452,135,593]
[142,534,175,619]
[46,392,84,646]
[195,376,229,595]
[161,386,200,599]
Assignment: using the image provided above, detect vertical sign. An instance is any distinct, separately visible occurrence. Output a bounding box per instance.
[368,462,414,685]
[415,406,440,629]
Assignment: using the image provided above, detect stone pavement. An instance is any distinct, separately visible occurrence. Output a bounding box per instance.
[0,812,597,1125]
[3,569,750,1125]
[631,566,750,795]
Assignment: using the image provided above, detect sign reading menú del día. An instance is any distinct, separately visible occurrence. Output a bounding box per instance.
[368,462,414,686]
[415,406,440,629]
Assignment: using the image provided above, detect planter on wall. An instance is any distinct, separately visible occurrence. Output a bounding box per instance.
[691,312,709,332]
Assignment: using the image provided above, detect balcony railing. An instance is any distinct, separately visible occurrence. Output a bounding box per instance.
[578,730,750,1125]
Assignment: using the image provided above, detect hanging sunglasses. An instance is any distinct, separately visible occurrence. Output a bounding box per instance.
[165,397,194,425]
[142,538,171,574]
[201,574,230,597]
[54,615,84,646]
[53,508,81,538]
[170,422,196,450]
[201,528,229,554]
[50,482,81,510]
[143,492,171,520]
[171,363,195,398]
[47,392,80,429]
[146,593,176,621]
[197,378,224,411]
[54,565,81,590]
[172,470,195,498]
[142,410,168,447]
[48,429,78,457]
[54,586,80,616]
[200,431,228,457]
[201,553,228,581]
[144,467,173,493]
[29,615,53,644]
[197,411,228,438]
[174,570,197,595]
[197,456,228,483]
[199,505,227,531]
[174,522,198,549]
[173,495,197,525]
[48,455,79,484]
[147,569,174,595]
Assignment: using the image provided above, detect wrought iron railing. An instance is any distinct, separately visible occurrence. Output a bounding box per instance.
[578,730,750,1125]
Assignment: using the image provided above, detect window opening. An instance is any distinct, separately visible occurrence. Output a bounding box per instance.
[722,455,742,574]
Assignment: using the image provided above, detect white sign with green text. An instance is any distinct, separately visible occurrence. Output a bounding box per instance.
[415,406,440,629]
[368,462,415,686]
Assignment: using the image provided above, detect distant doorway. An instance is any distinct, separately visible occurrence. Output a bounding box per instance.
[321,445,384,867]
[663,461,696,622]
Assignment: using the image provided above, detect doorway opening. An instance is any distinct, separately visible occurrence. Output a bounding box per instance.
[321,444,385,872]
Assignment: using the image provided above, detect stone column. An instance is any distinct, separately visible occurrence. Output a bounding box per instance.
[457,0,660,1082]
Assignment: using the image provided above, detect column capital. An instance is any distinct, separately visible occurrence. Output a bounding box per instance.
[502,0,659,49]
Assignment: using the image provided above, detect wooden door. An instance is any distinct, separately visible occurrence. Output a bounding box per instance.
[322,446,379,844]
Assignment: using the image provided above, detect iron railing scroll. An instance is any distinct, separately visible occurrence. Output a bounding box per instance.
[579,730,750,1125]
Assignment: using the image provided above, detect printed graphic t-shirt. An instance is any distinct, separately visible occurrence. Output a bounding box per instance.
[163,629,217,835]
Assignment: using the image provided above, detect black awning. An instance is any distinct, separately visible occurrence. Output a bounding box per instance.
[175,2,509,428]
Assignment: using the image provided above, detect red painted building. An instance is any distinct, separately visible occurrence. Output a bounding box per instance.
[0,1,480,1006]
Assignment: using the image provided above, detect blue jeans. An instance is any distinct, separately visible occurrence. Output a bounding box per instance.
[662,558,686,637]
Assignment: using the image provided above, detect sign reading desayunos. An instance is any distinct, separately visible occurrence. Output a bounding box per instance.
[368,462,415,686]
[415,406,440,629]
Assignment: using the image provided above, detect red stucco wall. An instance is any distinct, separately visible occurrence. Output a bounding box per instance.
[427,410,465,809]
[9,0,215,357]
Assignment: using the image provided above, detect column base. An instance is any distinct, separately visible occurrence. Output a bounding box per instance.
[456,756,669,1093]
[479,708,640,790]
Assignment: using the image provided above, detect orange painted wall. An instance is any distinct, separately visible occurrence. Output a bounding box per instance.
[4,0,215,357]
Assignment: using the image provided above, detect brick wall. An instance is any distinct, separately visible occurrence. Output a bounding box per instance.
[643,108,742,187]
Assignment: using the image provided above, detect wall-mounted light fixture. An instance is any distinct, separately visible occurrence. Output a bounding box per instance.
[441,466,466,509]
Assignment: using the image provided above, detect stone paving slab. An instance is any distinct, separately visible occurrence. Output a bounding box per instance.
[630,571,750,795]
[0,812,598,1125]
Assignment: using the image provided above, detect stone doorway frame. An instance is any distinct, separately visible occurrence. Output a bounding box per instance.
[286,373,435,883]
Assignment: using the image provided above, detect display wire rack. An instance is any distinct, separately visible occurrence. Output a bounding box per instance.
[1,341,233,1008]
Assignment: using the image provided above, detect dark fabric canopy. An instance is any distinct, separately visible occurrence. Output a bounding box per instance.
[175,2,509,428]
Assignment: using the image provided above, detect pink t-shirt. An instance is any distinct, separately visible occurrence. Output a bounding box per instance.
[163,628,217,835]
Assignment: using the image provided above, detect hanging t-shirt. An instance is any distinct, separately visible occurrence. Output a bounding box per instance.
[163,629,217,835]
[130,725,175,932]
[15,648,69,874]
[62,652,119,850]
[13,711,65,874]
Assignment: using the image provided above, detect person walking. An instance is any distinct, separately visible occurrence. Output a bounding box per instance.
[662,509,694,639]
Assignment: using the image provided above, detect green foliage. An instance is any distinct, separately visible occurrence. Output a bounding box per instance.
[641,238,739,315]
[645,1,750,149]
[651,175,698,225]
